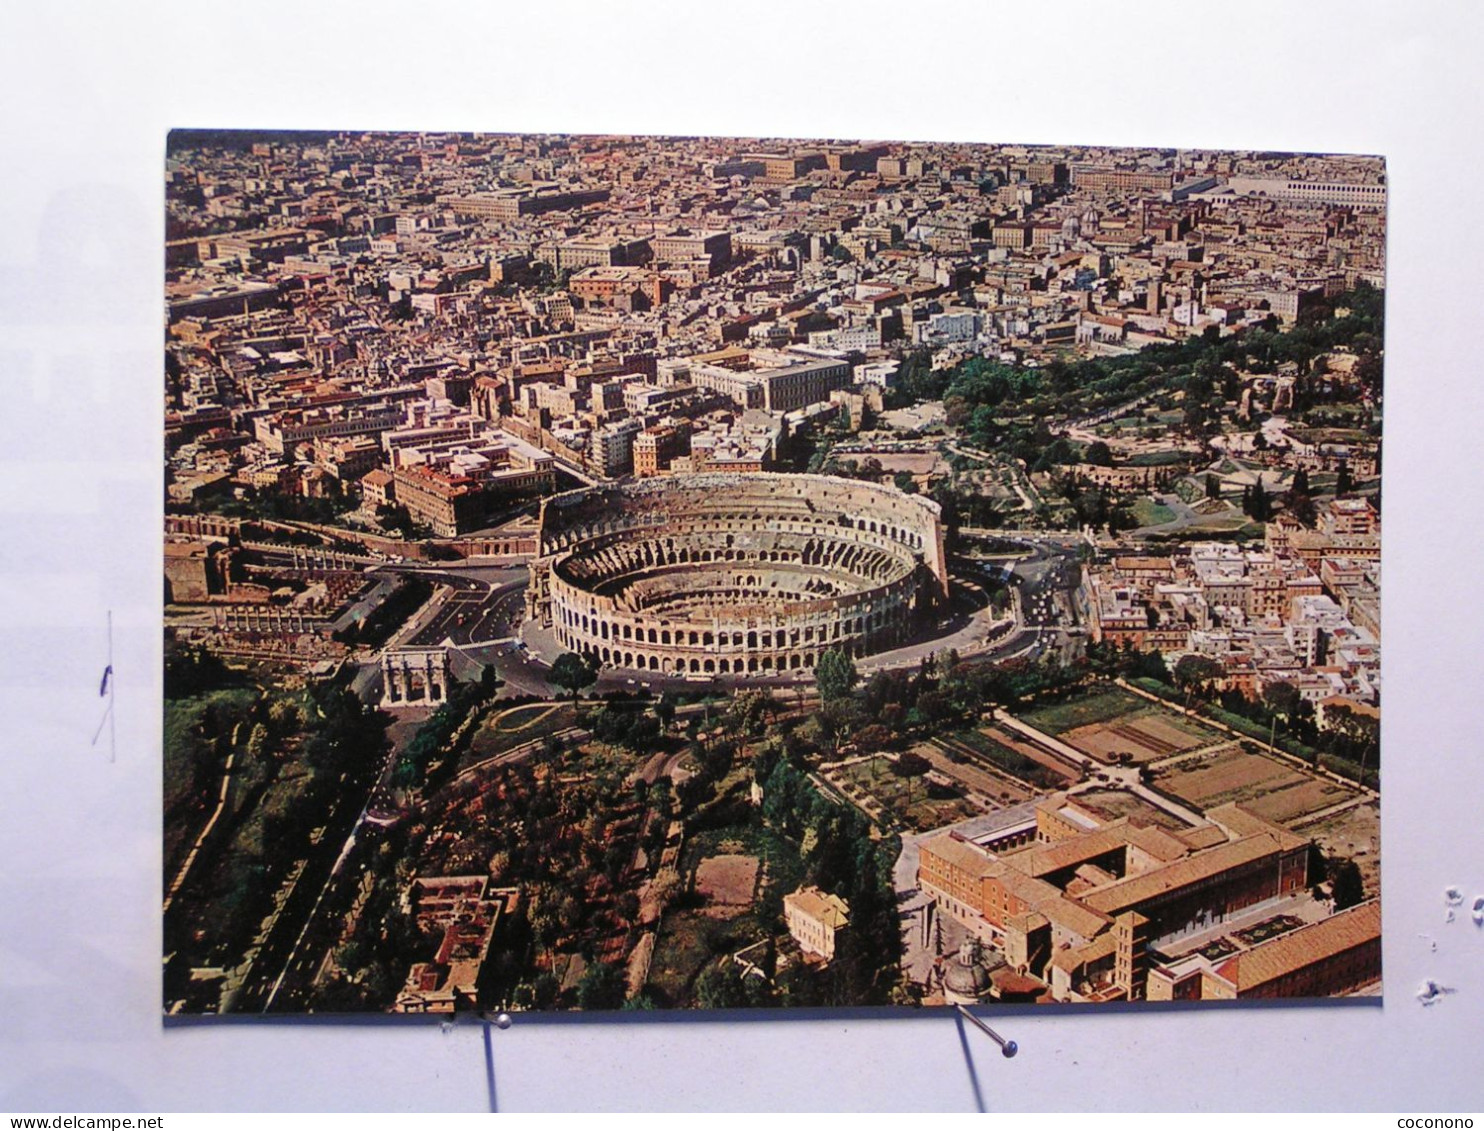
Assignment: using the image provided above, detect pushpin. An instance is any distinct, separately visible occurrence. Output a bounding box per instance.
[956,1004,1018,1058]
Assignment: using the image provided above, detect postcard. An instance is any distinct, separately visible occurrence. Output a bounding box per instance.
[164,130,1382,1013]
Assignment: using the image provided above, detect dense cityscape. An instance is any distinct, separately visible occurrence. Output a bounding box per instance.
[163,130,1383,1013]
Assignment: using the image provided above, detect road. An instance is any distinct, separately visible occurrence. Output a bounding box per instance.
[370,529,1087,702]
[958,533,1086,666]
[504,530,1088,694]
[369,563,528,649]
[358,561,557,697]
[1128,490,1204,536]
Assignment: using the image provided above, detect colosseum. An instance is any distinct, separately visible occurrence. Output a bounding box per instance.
[525,473,948,678]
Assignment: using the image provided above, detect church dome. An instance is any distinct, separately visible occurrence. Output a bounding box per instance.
[942,937,1002,1004]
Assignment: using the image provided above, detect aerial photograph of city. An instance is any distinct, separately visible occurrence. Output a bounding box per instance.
[163,130,1383,1015]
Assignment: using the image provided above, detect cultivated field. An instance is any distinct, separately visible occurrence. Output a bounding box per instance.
[1062,711,1217,764]
[1070,788,1189,832]
[838,449,946,476]
[1152,746,1356,825]
[943,727,1078,787]
[694,853,761,913]
[1242,778,1355,825]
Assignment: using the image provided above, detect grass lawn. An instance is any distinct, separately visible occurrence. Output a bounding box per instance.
[462,703,578,767]
[1126,450,1189,467]
[1131,498,1177,526]
[1172,477,1206,504]
[1018,686,1147,735]
[488,703,563,732]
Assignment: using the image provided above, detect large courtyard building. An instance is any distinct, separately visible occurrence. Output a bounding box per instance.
[443,186,612,221]
[663,347,854,413]
[392,436,555,536]
[913,791,1372,1004]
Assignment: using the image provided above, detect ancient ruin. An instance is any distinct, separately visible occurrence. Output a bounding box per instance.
[526,473,947,677]
[380,647,451,708]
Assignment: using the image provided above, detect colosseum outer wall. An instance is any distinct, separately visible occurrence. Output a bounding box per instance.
[526,473,947,678]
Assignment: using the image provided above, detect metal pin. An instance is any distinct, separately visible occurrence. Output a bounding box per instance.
[483,1011,513,1030]
[956,1004,1018,1058]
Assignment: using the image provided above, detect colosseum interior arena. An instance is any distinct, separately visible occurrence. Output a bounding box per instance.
[526,473,948,679]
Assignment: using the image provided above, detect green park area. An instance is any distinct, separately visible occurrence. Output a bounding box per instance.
[1017,685,1150,735]
[828,754,979,831]
[1131,498,1177,527]
[938,728,1069,790]
[461,702,580,769]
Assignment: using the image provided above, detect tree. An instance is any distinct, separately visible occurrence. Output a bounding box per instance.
[1325,702,1379,778]
[517,971,559,1010]
[815,649,859,703]
[1286,487,1317,526]
[1353,349,1383,400]
[890,750,932,807]
[891,751,931,778]
[1182,378,1213,438]
[245,722,272,763]
[655,695,676,733]
[549,651,597,703]
[892,471,919,495]
[375,504,417,538]
[1329,858,1365,911]
[853,723,894,753]
[164,642,231,698]
[1335,461,1354,496]
[726,690,775,736]
[694,962,753,1009]
[576,961,627,1011]
[1173,654,1224,696]
[1085,440,1114,467]
[1243,479,1272,522]
[1263,680,1302,721]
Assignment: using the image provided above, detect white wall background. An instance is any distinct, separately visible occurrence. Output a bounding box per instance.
[1,0,1481,1112]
